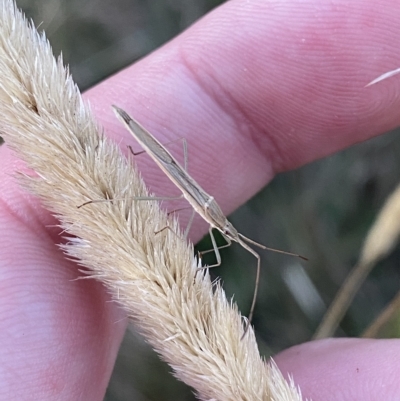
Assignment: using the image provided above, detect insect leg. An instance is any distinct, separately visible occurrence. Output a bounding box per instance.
[78,194,183,209]
[197,228,232,270]
[236,239,261,338]
[183,208,196,239]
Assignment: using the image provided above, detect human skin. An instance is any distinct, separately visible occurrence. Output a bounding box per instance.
[1,0,400,399]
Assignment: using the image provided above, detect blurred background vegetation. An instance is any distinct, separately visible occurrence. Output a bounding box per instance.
[6,0,400,400]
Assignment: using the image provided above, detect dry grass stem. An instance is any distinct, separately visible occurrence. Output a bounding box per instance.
[362,290,400,338]
[0,1,304,400]
[314,184,400,339]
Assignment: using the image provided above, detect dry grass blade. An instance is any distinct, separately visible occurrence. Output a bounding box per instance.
[366,67,400,86]
[314,184,400,339]
[0,1,304,400]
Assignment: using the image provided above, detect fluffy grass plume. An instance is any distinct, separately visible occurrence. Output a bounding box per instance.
[0,1,304,400]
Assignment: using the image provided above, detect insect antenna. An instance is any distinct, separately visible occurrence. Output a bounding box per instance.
[238,233,308,260]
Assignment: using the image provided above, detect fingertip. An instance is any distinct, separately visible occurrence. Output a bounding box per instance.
[275,338,400,400]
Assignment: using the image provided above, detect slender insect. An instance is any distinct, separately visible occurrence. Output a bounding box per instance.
[112,105,306,335]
